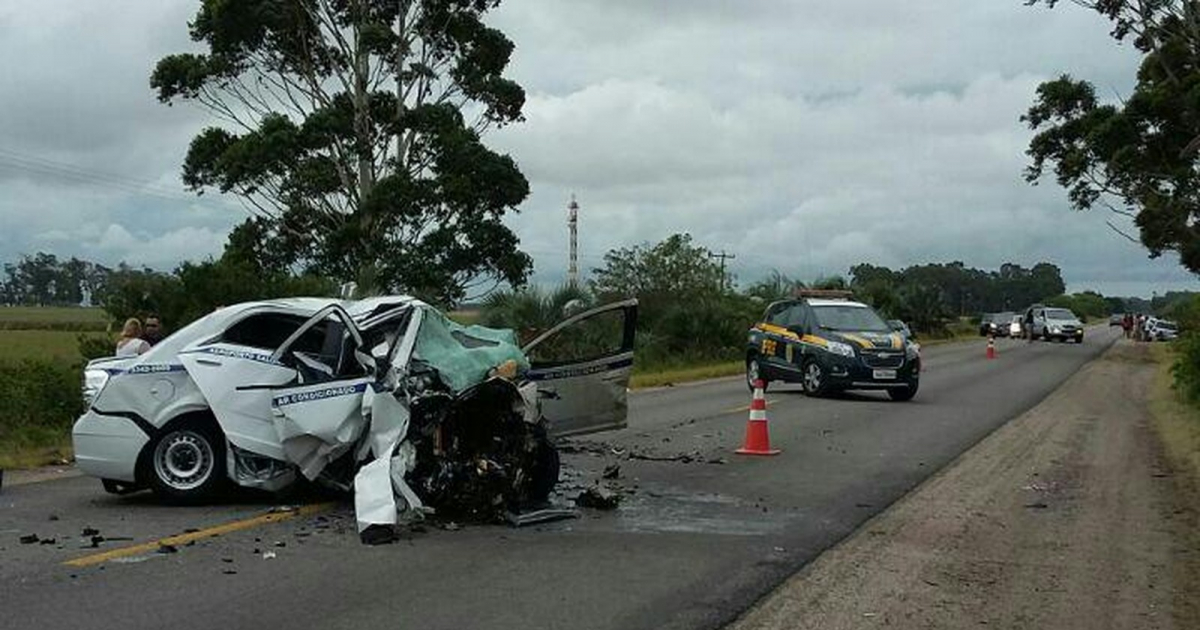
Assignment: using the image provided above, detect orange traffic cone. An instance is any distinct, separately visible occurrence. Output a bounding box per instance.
[736,380,781,456]
[986,335,997,360]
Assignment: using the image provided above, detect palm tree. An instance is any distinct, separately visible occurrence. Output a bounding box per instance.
[481,284,594,344]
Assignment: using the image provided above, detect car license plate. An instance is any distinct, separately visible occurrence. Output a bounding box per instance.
[873,369,897,380]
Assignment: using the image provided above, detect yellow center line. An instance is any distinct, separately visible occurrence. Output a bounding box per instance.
[63,502,337,567]
[724,398,778,415]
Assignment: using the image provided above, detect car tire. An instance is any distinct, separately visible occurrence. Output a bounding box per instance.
[801,359,829,397]
[1075,335,1084,344]
[524,428,560,507]
[746,356,769,392]
[144,417,226,505]
[888,379,919,402]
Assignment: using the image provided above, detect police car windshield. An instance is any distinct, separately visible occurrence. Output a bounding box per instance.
[811,305,890,332]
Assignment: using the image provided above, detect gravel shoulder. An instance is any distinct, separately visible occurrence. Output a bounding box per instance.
[728,339,1200,630]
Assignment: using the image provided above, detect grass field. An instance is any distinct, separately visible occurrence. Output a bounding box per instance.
[0,330,109,363]
[0,305,106,323]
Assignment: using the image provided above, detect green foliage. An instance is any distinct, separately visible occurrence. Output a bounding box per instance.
[98,253,335,330]
[1025,1,1200,274]
[1045,291,1109,320]
[77,333,115,362]
[153,0,532,306]
[0,359,83,452]
[480,284,593,345]
[848,261,1065,333]
[745,270,805,303]
[590,233,729,324]
[2,253,111,307]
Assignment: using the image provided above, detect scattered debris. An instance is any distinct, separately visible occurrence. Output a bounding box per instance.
[82,527,99,537]
[262,551,277,560]
[576,484,621,510]
[221,557,234,563]
[48,515,59,522]
[222,569,237,575]
[602,463,621,479]
[505,507,580,527]
[273,541,286,548]
[157,544,178,554]
[1025,501,1049,509]
[19,534,38,544]
[359,524,398,546]
[39,538,57,545]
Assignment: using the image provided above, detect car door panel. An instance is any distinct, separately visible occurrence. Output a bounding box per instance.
[179,344,296,460]
[523,299,638,437]
[270,377,373,479]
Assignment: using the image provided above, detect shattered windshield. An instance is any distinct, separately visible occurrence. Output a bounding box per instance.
[811,305,890,333]
[412,308,529,393]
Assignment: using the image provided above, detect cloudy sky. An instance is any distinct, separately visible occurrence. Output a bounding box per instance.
[0,1,1195,297]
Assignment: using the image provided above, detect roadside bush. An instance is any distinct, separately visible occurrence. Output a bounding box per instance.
[77,334,114,362]
[0,320,108,332]
[0,358,83,450]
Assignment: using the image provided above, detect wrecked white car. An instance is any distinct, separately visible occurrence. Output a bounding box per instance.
[73,296,636,536]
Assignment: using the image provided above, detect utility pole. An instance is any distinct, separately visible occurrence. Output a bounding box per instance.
[567,194,579,287]
[709,250,735,290]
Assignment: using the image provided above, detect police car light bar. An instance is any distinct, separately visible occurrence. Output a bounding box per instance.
[792,289,855,300]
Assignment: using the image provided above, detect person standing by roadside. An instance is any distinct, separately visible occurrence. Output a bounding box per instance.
[143,314,165,347]
[115,318,151,357]
[1122,313,1133,339]
[1024,308,1035,343]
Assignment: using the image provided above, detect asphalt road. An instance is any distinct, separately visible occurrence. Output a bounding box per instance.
[0,327,1122,630]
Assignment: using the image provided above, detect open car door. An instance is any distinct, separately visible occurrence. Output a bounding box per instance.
[523,299,638,436]
[267,304,375,479]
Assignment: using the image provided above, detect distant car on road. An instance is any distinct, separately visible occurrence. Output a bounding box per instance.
[979,312,1016,337]
[1028,307,1085,343]
[746,291,920,401]
[1147,318,1178,341]
[1009,315,1023,338]
[1109,314,1124,327]
[887,319,913,340]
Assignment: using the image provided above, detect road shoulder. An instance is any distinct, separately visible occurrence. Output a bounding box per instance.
[727,339,1199,629]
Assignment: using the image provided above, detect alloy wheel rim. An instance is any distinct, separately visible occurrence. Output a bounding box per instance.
[153,431,214,491]
[747,360,760,387]
[805,363,821,391]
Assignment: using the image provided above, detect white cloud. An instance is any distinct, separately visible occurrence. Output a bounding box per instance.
[0,0,1193,297]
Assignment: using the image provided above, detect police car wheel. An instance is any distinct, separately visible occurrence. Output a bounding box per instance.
[801,360,828,397]
[746,357,768,392]
[144,416,226,505]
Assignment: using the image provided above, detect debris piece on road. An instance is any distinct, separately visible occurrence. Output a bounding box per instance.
[1024,501,1049,509]
[576,484,621,510]
[359,524,398,546]
[273,540,286,548]
[222,569,237,575]
[82,527,99,537]
[505,507,580,527]
[262,551,277,560]
[19,534,38,544]
[221,557,234,563]
[39,538,57,545]
[602,463,621,479]
[48,515,59,522]
[157,544,178,554]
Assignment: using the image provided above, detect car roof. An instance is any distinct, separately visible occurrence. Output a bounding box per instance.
[807,299,868,308]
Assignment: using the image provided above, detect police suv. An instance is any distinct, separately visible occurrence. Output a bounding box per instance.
[746,291,920,401]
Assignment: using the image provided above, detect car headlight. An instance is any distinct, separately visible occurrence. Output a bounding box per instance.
[1050,326,1061,333]
[82,369,110,406]
[827,341,855,358]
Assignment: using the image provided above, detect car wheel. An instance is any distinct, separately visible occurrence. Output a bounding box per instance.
[746,356,768,392]
[524,428,560,507]
[888,380,919,402]
[145,419,225,504]
[1075,335,1084,344]
[801,359,829,397]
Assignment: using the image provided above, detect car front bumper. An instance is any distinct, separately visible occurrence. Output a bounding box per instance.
[72,410,149,483]
[825,356,919,390]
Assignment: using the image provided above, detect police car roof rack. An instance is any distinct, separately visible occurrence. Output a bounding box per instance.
[792,289,855,300]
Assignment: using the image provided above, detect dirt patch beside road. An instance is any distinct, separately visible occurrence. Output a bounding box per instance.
[729,340,1200,629]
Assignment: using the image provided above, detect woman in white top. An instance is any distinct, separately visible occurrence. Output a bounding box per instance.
[115,318,151,357]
